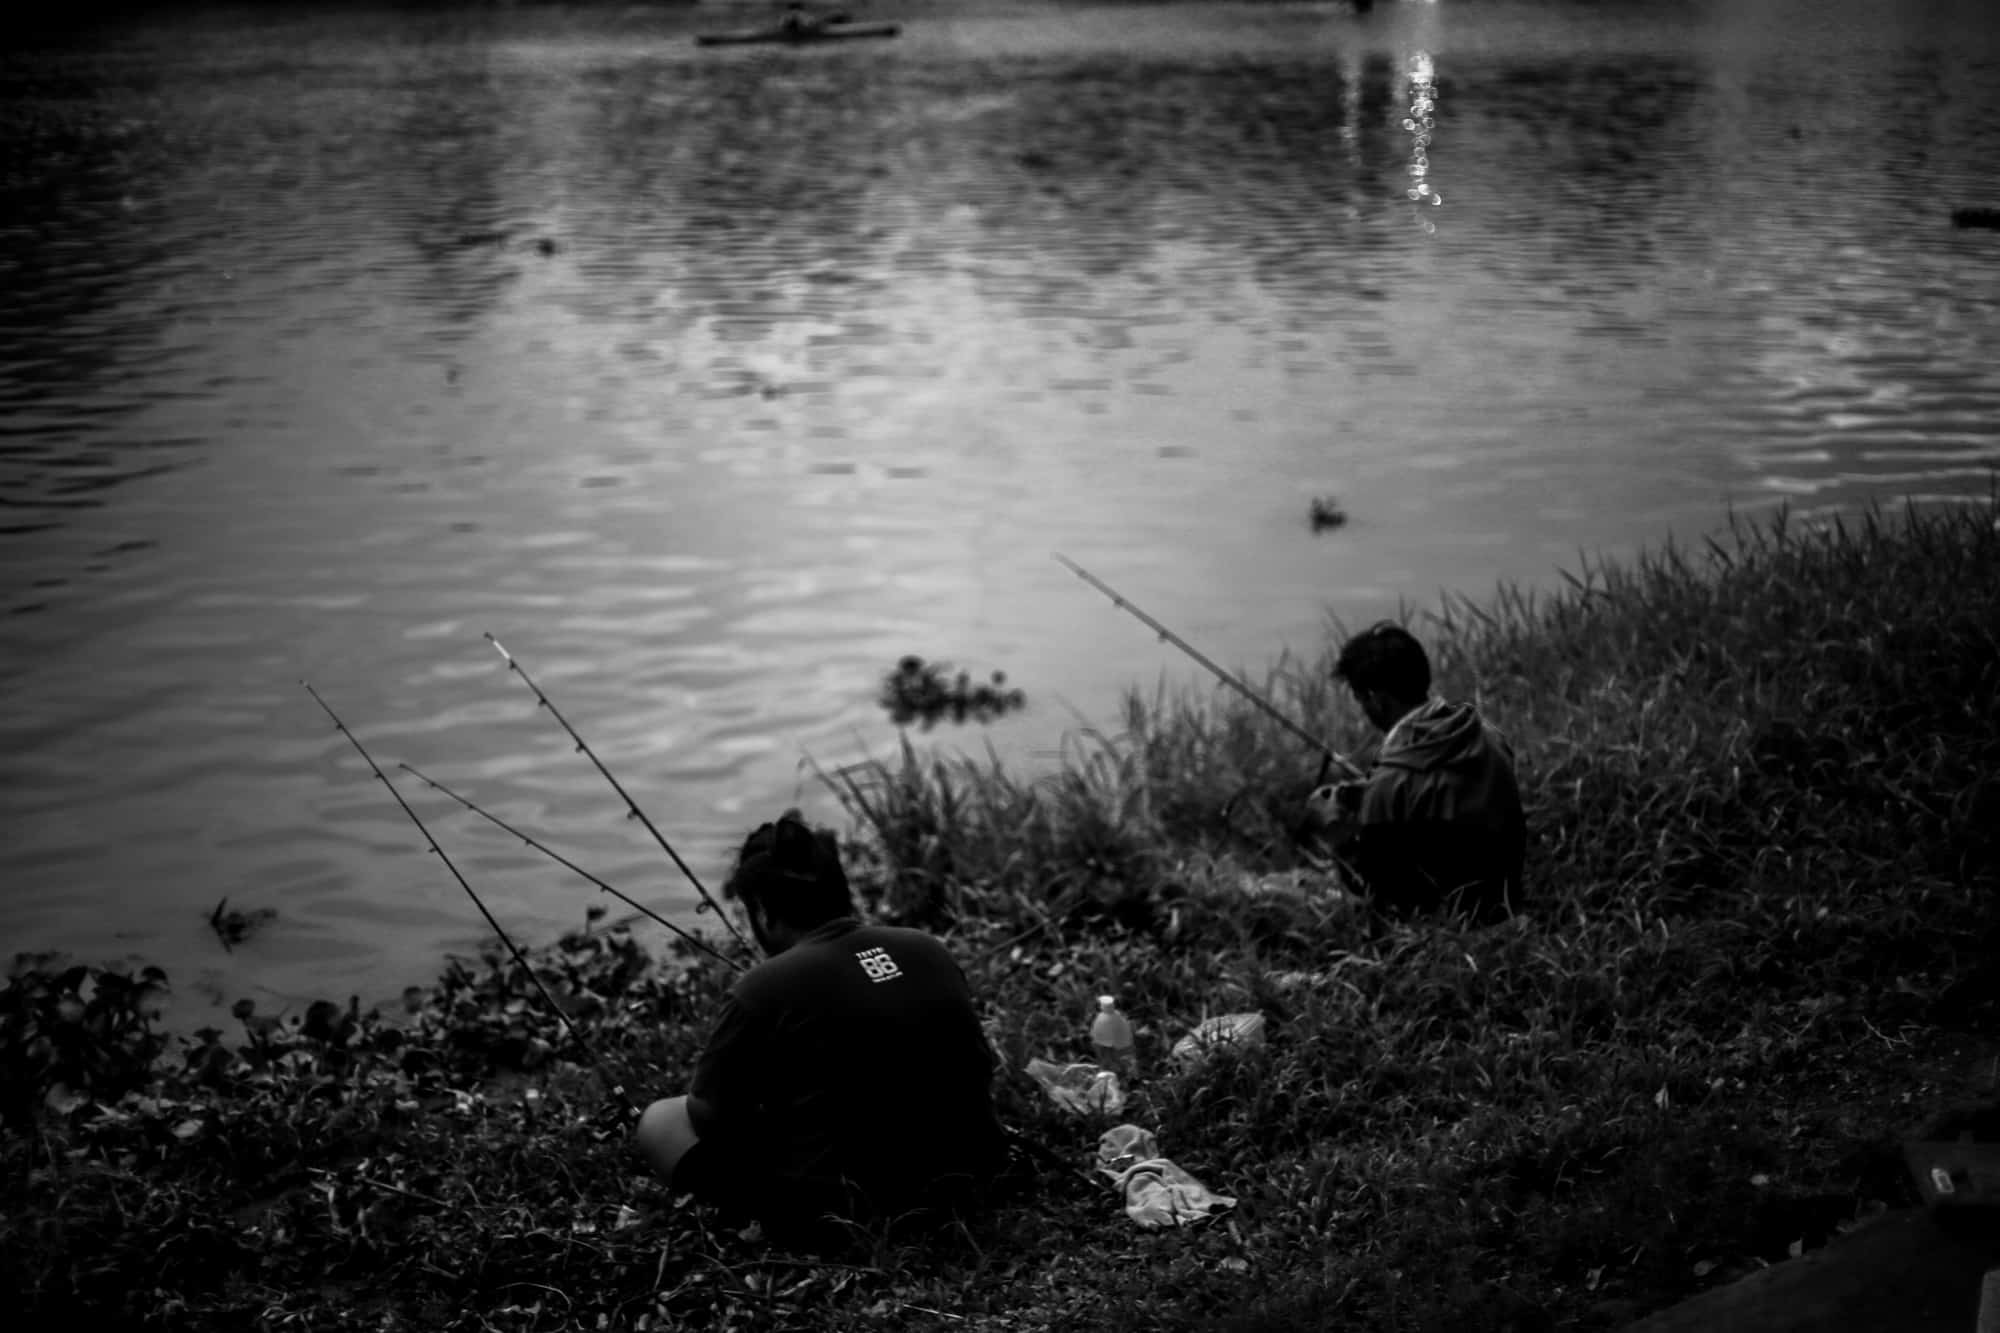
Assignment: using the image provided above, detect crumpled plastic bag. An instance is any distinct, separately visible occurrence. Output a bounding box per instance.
[1123,1158,1239,1228]
[1095,1123,1161,1178]
[1171,1012,1267,1071]
[1095,1123,1235,1228]
[1026,1058,1125,1115]
[1236,869,1313,899]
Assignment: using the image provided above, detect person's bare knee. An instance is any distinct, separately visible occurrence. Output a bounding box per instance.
[635,1094,699,1183]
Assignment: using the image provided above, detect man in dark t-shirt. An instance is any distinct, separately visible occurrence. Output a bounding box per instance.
[633,811,1006,1236]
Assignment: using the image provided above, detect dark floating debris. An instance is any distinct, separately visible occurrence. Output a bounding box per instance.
[1952,207,2000,231]
[1309,495,1349,532]
[534,236,559,256]
[879,655,1026,729]
[208,897,276,952]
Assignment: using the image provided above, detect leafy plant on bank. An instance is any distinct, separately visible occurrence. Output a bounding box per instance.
[1,954,171,1131]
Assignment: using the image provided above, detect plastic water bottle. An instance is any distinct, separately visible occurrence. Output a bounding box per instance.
[1091,995,1136,1078]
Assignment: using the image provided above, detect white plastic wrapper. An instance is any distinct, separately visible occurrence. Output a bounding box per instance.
[1025,1058,1125,1115]
[1171,1012,1268,1070]
[1095,1123,1236,1228]
[1121,1159,1238,1228]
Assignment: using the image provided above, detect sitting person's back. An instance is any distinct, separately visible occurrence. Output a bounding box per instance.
[636,812,1006,1239]
[691,914,1005,1221]
[1314,624,1526,922]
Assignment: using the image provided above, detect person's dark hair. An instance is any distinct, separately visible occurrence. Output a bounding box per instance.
[725,809,854,929]
[1334,621,1431,703]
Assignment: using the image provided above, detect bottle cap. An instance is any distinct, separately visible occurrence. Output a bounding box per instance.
[1097,995,1116,1010]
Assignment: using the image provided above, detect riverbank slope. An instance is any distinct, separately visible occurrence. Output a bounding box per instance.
[6,499,1998,1331]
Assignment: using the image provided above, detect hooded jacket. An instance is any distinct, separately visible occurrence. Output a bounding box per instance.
[1336,698,1525,921]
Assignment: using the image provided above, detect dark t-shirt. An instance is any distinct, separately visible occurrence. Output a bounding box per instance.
[687,918,1005,1217]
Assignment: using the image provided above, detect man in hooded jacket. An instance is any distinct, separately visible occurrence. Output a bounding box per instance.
[1310,622,1525,922]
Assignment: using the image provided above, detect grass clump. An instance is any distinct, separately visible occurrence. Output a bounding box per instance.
[5,499,1999,1331]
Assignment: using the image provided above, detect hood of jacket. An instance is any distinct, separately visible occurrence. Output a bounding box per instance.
[1375,698,1504,773]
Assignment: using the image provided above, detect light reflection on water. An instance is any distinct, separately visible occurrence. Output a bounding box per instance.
[1,0,1997,1027]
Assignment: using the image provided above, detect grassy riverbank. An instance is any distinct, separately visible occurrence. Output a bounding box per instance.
[7,501,1999,1332]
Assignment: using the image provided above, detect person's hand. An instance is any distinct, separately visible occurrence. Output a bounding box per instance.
[1305,781,1364,827]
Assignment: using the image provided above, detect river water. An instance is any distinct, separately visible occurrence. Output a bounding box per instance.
[4,0,1997,1028]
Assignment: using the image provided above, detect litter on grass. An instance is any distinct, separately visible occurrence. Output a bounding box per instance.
[1025,1058,1125,1115]
[1095,1124,1236,1228]
[1171,1012,1267,1071]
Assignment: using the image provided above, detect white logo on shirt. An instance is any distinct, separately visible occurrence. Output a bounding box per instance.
[855,947,903,983]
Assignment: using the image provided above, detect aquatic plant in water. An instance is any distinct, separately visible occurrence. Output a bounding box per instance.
[1308,495,1349,532]
[879,655,1027,729]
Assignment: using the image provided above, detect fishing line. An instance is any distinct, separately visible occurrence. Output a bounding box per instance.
[397,760,745,973]
[486,633,754,957]
[302,682,636,1116]
[1052,553,1365,780]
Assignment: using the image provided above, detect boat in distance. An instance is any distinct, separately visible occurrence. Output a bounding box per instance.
[694,21,901,47]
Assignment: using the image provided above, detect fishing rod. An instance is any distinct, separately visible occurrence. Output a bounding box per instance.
[302,682,636,1116]
[397,760,746,973]
[1052,554,1366,781]
[485,633,753,957]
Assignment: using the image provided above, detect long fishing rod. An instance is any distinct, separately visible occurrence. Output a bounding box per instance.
[397,760,746,973]
[1052,554,1366,781]
[302,682,635,1116]
[485,633,753,957]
